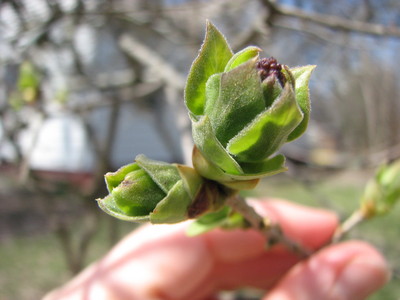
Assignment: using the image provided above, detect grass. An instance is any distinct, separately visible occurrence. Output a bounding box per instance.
[0,218,135,300]
[0,233,70,300]
[0,170,398,299]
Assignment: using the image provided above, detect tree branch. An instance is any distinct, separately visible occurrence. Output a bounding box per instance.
[119,34,186,89]
[261,0,400,37]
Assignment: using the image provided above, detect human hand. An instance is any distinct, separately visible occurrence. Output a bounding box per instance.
[43,199,389,300]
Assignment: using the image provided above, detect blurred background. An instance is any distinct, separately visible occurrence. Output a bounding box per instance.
[0,0,399,299]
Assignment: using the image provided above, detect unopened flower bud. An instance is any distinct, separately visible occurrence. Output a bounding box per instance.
[185,21,315,188]
[97,155,227,223]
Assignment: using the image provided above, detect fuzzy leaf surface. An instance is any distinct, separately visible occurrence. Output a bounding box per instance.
[185,21,233,115]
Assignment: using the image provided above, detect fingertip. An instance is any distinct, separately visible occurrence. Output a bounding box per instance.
[263,241,390,300]
[327,241,390,300]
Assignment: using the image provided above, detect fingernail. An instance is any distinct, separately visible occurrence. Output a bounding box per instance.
[330,255,390,299]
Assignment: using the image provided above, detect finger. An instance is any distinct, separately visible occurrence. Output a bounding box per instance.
[190,200,339,295]
[263,241,390,300]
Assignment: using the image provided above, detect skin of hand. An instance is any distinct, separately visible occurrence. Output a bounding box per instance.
[43,199,390,300]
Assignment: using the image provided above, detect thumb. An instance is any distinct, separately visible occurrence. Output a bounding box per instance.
[263,241,389,300]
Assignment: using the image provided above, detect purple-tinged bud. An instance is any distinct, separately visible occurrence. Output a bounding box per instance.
[256,57,286,87]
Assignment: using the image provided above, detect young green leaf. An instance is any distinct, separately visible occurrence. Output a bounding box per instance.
[185,21,233,115]
[227,84,302,162]
[186,206,231,236]
[224,46,261,72]
[208,58,265,147]
[191,115,243,175]
[287,65,316,141]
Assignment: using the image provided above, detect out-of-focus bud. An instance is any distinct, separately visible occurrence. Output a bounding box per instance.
[185,21,315,188]
[18,61,40,103]
[97,155,228,224]
[361,159,400,218]
[9,61,41,110]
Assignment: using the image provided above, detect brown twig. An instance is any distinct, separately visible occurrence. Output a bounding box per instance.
[332,210,366,243]
[261,0,400,38]
[226,195,311,257]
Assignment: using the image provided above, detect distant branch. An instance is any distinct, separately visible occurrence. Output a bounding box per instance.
[70,82,163,113]
[119,34,186,89]
[261,0,400,37]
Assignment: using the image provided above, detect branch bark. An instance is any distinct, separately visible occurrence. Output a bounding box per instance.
[226,195,311,256]
[119,34,186,89]
[261,0,400,37]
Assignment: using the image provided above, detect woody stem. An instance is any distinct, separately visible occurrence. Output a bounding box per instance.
[225,194,311,257]
[332,210,366,243]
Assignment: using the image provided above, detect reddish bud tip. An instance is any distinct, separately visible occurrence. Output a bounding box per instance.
[256,57,286,86]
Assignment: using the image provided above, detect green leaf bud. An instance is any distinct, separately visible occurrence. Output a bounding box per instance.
[360,159,400,218]
[97,155,228,224]
[185,21,315,186]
